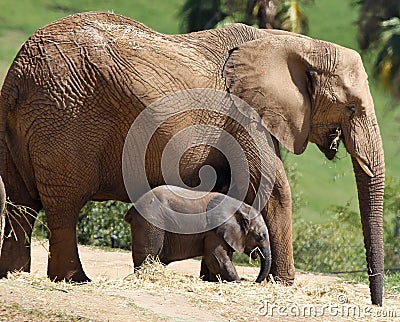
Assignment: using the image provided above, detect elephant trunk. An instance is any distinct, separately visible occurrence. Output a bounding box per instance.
[255,246,272,283]
[352,155,385,306]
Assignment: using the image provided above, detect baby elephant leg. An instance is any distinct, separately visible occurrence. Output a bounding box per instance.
[203,234,239,282]
[127,209,165,269]
[200,258,219,282]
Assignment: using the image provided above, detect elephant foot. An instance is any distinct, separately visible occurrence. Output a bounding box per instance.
[48,266,91,283]
[268,274,294,285]
[268,262,295,285]
[201,273,220,282]
[0,265,30,279]
[0,238,31,278]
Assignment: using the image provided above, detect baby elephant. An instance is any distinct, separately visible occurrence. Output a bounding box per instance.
[124,185,271,283]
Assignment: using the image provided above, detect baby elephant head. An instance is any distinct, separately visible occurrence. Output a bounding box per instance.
[206,195,271,283]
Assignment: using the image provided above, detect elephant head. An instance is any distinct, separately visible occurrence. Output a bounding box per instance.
[223,35,384,305]
[206,195,272,283]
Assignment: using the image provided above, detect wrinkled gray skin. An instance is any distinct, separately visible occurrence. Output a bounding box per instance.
[124,186,271,283]
[0,12,384,305]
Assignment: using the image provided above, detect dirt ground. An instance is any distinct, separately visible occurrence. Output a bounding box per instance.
[0,241,399,321]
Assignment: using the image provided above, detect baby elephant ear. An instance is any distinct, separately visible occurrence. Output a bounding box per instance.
[206,195,249,253]
[124,207,135,223]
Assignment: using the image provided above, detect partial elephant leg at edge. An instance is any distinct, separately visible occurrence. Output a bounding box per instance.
[0,204,38,277]
[0,156,41,278]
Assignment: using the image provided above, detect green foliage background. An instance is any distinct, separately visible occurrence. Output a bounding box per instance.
[35,201,132,249]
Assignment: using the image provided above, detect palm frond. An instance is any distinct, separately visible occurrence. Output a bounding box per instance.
[276,1,309,34]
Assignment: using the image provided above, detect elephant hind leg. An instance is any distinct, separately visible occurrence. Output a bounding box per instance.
[0,203,40,277]
[46,222,89,282]
[33,153,102,282]
[43,198,90,282]
[40,193,91,282]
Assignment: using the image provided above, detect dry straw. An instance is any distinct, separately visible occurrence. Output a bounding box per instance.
[4,257,400,321]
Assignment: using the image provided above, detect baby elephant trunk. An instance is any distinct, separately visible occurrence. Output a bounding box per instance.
[255,246,271,283]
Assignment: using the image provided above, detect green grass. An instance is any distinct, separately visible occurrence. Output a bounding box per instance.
[347,270,400,293]
[0,0,399,223]
[385,271,400,293]
[303,0,359,49]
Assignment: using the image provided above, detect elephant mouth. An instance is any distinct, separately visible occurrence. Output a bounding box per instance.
[322,147,338,160]
[312,126,342,160]
[324,127,342,160]
[248,248,260,260]
[317,142,338,160]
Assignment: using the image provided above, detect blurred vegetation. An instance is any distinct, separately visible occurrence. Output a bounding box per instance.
[77,201,132,249]
[180,0,311,33]
[293,199,400,273]
[34,201,132,249]
[355,0,400,98]
[288,154,399,274]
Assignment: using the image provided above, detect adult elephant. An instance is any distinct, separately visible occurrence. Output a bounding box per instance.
[0,12,384,305]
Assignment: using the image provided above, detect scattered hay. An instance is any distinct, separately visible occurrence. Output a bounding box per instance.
[4,259,399,321]
[95,258,400,321]
[6,272,74,293]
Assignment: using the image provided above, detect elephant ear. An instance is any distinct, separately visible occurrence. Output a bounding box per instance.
[223,35,315,154]
[124,207,136,224]
[206,195,250,253]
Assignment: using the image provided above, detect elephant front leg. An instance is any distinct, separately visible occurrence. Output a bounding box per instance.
[128,214,166,270]
[263,157,295,284]
[200,258,219,282]
[203,237,239,282]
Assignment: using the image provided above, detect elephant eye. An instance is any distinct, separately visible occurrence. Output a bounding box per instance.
[347,103,356,114]
[257,232,266,242]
